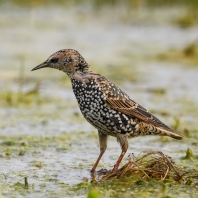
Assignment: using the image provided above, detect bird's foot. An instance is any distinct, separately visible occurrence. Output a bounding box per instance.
[90,168,96,177]
[96,168,109,176]
[111,165,118,173]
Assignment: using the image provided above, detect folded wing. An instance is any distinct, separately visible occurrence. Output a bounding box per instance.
[98,77,174,132]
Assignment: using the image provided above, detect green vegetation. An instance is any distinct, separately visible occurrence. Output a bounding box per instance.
[181,148,195,160]
[1,124,198,197]
[157,43,198,66]
[87,188,100,198]
[2,0,198,7]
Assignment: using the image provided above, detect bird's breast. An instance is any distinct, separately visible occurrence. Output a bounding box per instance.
[71,78,106,114]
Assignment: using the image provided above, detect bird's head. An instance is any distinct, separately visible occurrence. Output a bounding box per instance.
[31,49,90,75]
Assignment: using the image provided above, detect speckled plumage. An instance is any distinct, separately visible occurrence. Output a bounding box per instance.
[32,49,182,173]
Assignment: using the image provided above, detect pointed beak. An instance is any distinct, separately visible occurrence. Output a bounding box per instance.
[31,62,48,71]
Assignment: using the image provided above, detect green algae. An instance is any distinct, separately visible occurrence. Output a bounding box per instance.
[9,181,30,196]
[87,188,100,198]
[147,88,166,95]
[181,148,197,160]
[105,63,138,83]
[156,43,198,66]
[0,90,62,107]
[174,11,198,28]
[172,116,181,131]
[32,161,43,168]
[72,176,198,198]
[1,123,197,196]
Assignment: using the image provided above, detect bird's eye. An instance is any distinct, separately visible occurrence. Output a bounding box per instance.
[68,57,73,62]
[50,57,58,63]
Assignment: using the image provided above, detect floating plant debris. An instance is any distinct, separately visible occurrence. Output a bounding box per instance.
[93,151,198,185]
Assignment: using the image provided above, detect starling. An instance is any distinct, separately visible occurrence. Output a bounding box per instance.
[32,49,182,173]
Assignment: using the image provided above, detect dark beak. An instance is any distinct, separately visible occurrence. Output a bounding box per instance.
[31,62,48,71]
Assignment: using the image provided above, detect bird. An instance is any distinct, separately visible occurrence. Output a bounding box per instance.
[32,49,182,173]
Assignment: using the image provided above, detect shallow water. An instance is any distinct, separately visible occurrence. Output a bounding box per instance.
[0,4,198,198]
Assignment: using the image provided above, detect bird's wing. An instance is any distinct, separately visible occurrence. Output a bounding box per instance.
[98,76,174,132]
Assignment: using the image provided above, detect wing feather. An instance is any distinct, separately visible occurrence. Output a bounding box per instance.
[98,77,174,132]
[106,97,173,131]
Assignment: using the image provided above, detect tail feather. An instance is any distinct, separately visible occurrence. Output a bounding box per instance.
[157,127,183,140]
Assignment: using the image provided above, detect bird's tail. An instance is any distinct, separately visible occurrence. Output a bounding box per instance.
[157,127,183,140]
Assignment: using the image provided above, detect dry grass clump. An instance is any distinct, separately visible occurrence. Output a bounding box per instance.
[93,151,197,184]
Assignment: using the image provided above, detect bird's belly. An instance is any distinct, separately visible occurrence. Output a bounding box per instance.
[79,102,116,135]
[79,100,137,136]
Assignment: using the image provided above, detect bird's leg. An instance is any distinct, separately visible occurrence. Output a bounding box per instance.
[112,134,128,172]
[90,131,107,174]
